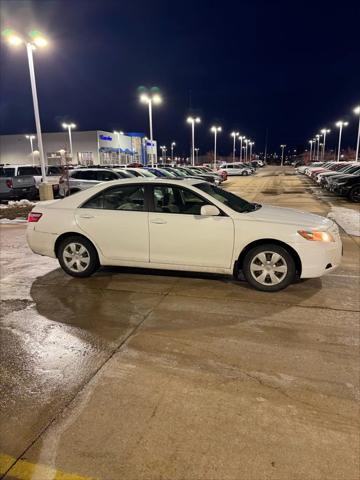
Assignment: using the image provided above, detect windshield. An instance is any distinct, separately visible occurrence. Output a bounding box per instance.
[0,167,15,177]
[196,182,260,213]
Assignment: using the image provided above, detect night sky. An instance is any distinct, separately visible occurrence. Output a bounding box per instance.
[0,0,359,156]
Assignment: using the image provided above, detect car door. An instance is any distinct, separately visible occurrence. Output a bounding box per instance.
[75,184,149,262]
[148,184,234,269]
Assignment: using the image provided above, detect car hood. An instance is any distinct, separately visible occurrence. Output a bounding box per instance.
[330,173,357,183]
[239,204,333,229]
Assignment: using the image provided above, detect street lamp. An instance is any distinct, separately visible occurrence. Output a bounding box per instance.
[315,134,322,161]
[335,121,348,162]
[244,139,249,162]
[280,144,286,166]
[187,116,201,166]
[113,130,124,163]
[160,145,167,162]
[238,136,245,161]
[140,90,162,167]
[211,126,222,169]
[249,141,254,161]
[171,142,176,163]
[309,140,314,162]
[230,132,239,161]
[25,135,36,166]
[320,129,330,160]
[353,106,360,162]
[195,148,200,164]
[62,123,76,161]
[2,28,48,182]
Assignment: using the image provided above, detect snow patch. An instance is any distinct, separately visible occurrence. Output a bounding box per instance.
[0,218,27,224]
[328,207,360,236]
[0,199,36,209]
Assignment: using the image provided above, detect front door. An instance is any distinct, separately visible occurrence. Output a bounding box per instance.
[149,185,234,269]
[75,184,149,262]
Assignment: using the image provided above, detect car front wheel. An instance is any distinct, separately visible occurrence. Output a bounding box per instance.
[242,244,296,291]
[58,236,99,277]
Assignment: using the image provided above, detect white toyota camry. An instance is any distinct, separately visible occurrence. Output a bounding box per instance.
[27,178,342,292]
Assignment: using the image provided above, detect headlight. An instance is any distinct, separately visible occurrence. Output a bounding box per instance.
[298,230,335,242]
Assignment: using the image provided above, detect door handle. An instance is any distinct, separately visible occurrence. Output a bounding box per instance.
[79,215,94,219]
[150,219,167,224]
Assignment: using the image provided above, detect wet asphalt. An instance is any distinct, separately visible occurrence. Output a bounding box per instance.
[0,167,359,480]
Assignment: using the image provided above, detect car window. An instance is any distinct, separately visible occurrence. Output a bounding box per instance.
[125,169,141,177]
[196,182,255,213]
[153,185,207,215]
[18,167,41,175]
[96,170,118,181]
[77,170,98,180]
[0,167,15,177]
[82,185,145,211]
[47,166,62,175]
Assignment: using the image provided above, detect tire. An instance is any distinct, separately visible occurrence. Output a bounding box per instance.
[58,235,99,277]
[69,189,81,196]
[242,243,296,292]
[242,171,248,176]
[348,185,360,202]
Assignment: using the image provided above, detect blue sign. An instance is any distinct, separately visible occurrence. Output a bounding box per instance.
[99,134,112,141]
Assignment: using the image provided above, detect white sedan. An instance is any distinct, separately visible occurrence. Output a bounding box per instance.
[27,178,342,292]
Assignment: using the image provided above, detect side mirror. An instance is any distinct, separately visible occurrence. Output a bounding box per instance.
[200,204,220,216]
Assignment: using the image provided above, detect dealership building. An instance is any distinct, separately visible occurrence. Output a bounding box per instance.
[0,130,157,166]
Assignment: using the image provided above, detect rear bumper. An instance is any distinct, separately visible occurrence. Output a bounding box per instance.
[26,225,57,258]
[0,186,37,200]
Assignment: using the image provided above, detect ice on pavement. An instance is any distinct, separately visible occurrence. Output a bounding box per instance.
[0,218,27,224]
[328,207,360,237]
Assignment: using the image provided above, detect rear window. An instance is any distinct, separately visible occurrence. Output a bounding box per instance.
[0,167,15,177]
[18,167,41,176]
[47,166,62,175]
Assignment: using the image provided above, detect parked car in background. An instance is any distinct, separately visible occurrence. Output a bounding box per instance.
[0,168,37,200]
[0,165,63,196]
[27,177,342,292]
[330,174,360,201]
[219,163,254,176]
[59,168,127,196]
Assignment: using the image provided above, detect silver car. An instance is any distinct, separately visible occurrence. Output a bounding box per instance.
[59,168,133,196]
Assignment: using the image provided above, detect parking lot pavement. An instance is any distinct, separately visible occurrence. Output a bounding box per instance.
[0,166,359,480]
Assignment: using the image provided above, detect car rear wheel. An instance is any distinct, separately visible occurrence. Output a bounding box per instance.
[348,185,360,202]
[242,244,296,292]
[58,236,99,277]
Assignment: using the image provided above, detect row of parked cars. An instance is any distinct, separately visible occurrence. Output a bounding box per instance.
[296,161,360,202]
[58,165,227,197]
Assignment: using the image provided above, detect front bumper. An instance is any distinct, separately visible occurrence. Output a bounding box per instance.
[295,238,342,278]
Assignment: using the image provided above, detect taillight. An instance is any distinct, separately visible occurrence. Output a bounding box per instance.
[6,179,13,189]
[28,212,43,223]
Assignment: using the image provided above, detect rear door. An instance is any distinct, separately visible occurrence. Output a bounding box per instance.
[75,183,149,262]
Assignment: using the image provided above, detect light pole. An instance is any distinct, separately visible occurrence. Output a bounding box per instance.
[354,106,360,162]
[171,142,176,163]
[315,134,322,161]
[187,116,201,166]
[244,139,249,162]
[211,126,222,169]
[238,136,245,161]
[160,145,167,163]
[195,148,200,164]
[320,129,330,160]
[113,130,124,163]
[62,122,76,161]
[335,121,348,161]
[25,135,36,165]
[309,140,314,162]
[249,141,254,161]
[280,144,286,166]
[2,28,48,182]
[140,91,162,167]
[230,132,239,161]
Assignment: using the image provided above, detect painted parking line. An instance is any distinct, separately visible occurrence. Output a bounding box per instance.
[0,453,97,480]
